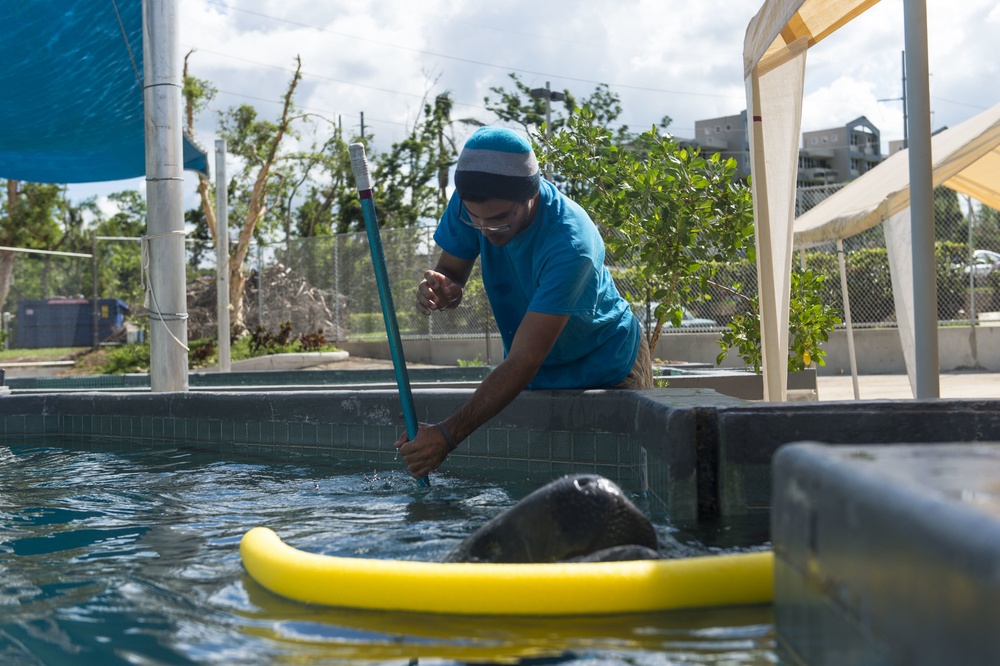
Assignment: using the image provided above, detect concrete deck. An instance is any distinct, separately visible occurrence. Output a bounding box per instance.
[817,371,1000,401]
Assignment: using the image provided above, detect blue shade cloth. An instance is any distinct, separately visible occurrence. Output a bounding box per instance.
[0,1,208,184]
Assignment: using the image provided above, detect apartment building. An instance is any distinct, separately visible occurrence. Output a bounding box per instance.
[684,112,883,186]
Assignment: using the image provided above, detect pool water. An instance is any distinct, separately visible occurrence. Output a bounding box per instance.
[0,443,776,665]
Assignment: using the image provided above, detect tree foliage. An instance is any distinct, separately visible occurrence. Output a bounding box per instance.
[0,181,66,309]
[536,107,755,351]
[716,269,842,372]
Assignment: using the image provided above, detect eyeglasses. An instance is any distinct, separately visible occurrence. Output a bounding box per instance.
[458,201,521,233]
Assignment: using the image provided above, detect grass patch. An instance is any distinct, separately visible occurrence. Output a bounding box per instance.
[0,347,88,361]
[92,322,340,374]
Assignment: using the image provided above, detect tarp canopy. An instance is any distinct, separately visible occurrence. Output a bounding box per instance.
[747,0,963,401]
[791,100,1000,398]
[0,1,207,183]
[794,101,1000,247]
[744,0,884,401]
[744,0,880,78]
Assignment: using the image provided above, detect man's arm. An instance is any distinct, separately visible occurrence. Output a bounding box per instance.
[395,310,569,478]
[445,310,568,442]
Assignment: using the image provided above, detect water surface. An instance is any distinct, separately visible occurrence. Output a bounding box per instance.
[0,443,775,664]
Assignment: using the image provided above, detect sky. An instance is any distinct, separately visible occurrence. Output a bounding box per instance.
[69,0,1000,215]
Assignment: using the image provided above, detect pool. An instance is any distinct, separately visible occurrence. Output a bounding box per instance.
[0,443,775,664]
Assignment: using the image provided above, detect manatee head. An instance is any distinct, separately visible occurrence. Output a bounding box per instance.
[446,474,658,563]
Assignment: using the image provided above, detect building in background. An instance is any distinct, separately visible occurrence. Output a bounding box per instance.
[682,113,884,188]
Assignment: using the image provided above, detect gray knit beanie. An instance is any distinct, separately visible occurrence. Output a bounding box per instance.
[454,127,540,202]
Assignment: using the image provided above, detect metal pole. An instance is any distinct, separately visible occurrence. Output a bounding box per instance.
[215,139,231,372]
[901,50,909,149]
[333,233,341,343]
[92,232,99,349]
[837,240,860,400]
[904,0,939,398]
[143,0,188,391]
[531,82,563,180]
[257,243,263,328]
[544,82,554,179]
[544,82,552,138]
[349,142,428,487]
[968,201,976,327]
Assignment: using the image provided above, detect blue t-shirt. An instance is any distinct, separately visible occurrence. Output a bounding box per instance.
[434,180,640,389]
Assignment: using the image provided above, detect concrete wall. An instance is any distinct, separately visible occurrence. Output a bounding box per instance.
[342,323,1000,375]
[772,442,1000,665]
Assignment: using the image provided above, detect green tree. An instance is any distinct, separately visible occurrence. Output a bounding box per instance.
[934,186,966,243]
[960,196,1000,253]
[484,73,573,136]
[537,108,755,352]
[290,124,360,237]
[483,73,631,142]
[0,180,64,309]
[92,191,148,309]
[185,55,303,334]
[373,90,469,228]
[976,203,1000,251]
[717,269,842,372]
[183,50,219,244]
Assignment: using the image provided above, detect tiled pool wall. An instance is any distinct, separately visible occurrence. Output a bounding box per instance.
[711,399,1000,518]
[6,390,1000,524]
[0,388,710,520]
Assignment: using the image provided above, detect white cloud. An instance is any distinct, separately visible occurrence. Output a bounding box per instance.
[65,0,999,207]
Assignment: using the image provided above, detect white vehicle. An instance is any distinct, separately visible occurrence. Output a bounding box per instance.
[964,249,1000,277]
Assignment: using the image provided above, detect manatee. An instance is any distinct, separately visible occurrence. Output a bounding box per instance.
[446,474,659,563]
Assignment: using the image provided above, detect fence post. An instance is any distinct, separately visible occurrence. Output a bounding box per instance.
[215,138,231,372]
[91,232,99,349]
[334,233,341,343]
[257,242,267,330]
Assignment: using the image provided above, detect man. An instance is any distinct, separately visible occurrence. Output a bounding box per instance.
[395,127,652,478]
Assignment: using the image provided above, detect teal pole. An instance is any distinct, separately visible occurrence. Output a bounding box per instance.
[349,143,428,486]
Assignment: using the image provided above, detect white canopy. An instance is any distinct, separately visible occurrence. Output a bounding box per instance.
[795,101,1000,247]
[791,101,1000,397]
[743,0,882,402]
[744,0,941,400]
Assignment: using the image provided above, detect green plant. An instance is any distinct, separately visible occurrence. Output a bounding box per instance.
[188,338,217,367]
[248,321,295,355]
[787,270,843,371]
[99,342,151,374]
[298,329,327,351]
[716,270,842,373]
[457,355,487,367]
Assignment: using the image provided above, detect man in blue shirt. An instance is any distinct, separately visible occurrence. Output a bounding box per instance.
[395,127,651,478]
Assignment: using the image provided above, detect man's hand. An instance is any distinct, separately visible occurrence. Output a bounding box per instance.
[417,269,464,315]
[395,423,451,478]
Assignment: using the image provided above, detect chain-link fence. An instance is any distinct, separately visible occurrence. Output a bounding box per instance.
[1,188,997,350]
[237,229,498,344]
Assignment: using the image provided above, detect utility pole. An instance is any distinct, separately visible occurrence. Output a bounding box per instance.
[530,82,565,179]
[878,50,909,150]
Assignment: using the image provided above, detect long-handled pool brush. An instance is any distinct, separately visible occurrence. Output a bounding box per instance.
[349,142,429,487]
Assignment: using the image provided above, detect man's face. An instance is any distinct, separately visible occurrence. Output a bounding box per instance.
[459,198,533,246]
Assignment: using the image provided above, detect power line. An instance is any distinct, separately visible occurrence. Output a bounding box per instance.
[212,89,410,129]
[191,47,488,111]
[202,0,737,100]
